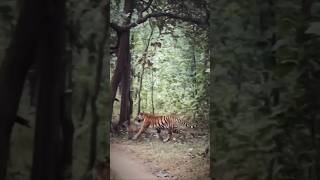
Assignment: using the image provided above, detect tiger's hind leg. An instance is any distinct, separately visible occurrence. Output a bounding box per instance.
[163,130,172,142]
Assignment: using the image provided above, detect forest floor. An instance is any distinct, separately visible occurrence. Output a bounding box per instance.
[110,130,210,180]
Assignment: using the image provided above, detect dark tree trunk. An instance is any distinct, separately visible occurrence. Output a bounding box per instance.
[129,80,133,122]
[118,46,131,125]
[60,89,74,179]
[31,0,66,179]
[0,0,48,178]
[110,48,123,112]
[60,40,74,179]
[27,64,40,107]
[111,0,134,127]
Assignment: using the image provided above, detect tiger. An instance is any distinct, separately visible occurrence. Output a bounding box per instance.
[132,112,196,142]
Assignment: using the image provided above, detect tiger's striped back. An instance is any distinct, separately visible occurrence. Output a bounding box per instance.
[137,113,195,129]
[133,112,196,141]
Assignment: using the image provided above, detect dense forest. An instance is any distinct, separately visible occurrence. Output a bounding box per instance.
[0,0,110,179]
[109,0,209,129]
[1,0,320,179]
[209,0,320,180]
[109,0,210,179]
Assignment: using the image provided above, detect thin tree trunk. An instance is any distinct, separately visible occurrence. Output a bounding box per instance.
[145,92,148,109]
[137,25,154,114]
[151,69,155,114]
[0,0,47,178]
[137,66,145,114]
[31,0,66,179]
[191,40,197,121]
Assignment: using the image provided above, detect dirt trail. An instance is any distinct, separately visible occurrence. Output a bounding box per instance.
[110,144,160,180]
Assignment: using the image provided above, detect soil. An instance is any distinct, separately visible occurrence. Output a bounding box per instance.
[110,133,210,180]
[110,143,160,180]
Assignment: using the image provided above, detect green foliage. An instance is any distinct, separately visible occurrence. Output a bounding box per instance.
[130,20,209,125]
[210,0,320,179]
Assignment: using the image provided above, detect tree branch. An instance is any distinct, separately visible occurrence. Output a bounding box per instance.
[111,12,207,31]
[110,22,122,32]
[15,116,31,128]
[140,0,153,14]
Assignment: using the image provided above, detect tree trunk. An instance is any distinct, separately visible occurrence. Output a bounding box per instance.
[27,64,40,107]
[59,38,74,179]
[151,69,155,114]
[111,0,134,127]
[103,2,111,178]
[31,0,66,179]
[137,65,145,114]
[137,25,154,114]
[0,0,48,178]
[129,80,133,122]
[60,88,74,179]
[88,30,107,171]
[191,40,197,121]
[118,46,131,125]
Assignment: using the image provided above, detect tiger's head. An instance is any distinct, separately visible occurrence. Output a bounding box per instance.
[135,112,146,123]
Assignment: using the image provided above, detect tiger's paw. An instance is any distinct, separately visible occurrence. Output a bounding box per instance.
[132,135,138,140]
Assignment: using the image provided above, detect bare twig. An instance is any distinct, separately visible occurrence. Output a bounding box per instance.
[140,0,154,14]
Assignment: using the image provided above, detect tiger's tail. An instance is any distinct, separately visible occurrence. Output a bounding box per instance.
[174,117,196,128]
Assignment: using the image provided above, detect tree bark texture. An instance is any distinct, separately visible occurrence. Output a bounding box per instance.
[88,26,108,171]
[111,0,134,127]
[118,38,131,125]
[0,0,49,178]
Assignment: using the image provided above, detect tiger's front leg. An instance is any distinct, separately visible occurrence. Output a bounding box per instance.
[156,128,163,141]
[132,124,148,140]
